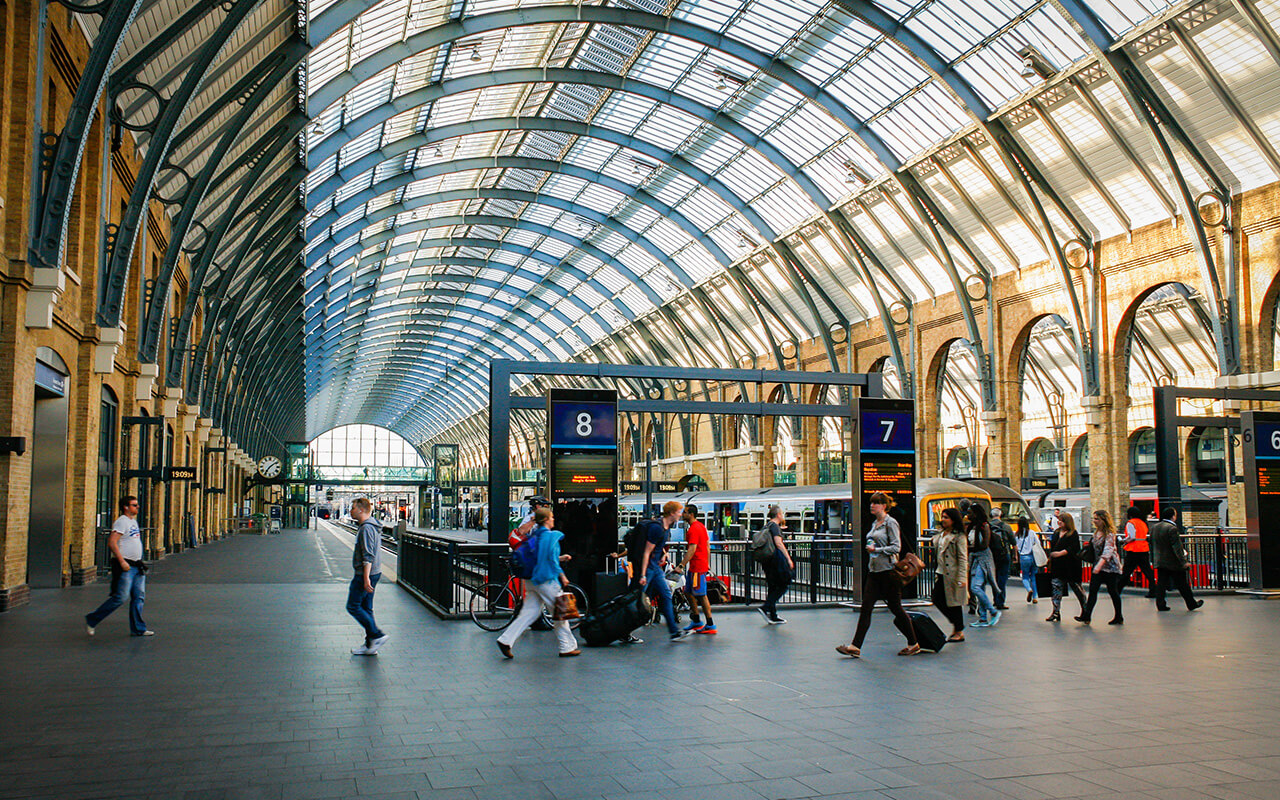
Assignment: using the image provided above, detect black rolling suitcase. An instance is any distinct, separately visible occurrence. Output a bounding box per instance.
[902,610,946,653]
[580,586,651,646]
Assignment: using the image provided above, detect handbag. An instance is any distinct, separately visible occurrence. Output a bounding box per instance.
[1032,539,1048,568]
[893,551,925,586]
[552,591,580,621]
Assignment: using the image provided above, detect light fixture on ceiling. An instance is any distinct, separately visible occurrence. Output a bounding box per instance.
[844,160,870,185]
[711,68,744,92]
[735,227,757,250]
[470,47,482,62]
[1017,46,1055,81]
[433,145,443,157]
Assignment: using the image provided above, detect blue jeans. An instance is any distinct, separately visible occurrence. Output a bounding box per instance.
[86,565,147,635]
[970,554,997,621]
[645,563,678,635]
[346,573,383,644]
[994,561,1009,607]
[1019,554,1037,594]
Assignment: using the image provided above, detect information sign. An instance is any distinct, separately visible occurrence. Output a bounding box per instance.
[856,397,918,598]
[549,400,617,449]
[1243,411,1280,588]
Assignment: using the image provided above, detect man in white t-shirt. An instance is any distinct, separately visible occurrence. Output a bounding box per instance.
[85,495,154,637]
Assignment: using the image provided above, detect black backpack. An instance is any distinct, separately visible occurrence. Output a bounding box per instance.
[625,519,658,574]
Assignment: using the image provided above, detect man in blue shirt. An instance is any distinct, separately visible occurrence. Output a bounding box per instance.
[348,497,389,655]
[637,500,693,642]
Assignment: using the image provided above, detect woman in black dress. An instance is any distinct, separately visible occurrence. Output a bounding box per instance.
[1045,511,1086,622]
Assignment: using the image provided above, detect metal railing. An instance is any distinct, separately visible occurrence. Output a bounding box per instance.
[395,526,1255,618]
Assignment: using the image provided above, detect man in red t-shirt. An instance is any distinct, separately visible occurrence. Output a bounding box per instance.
[677,504,716,634]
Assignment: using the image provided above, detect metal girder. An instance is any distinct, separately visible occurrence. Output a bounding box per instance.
[835,0,1103,405]
[309,183,733,275]
[311,191,705,290]
[97,0,261,328]
[108,0,221,94]
[305,6,906,173]
[141,45,305,364]
[171,161,308,388]
[29,0,147,272]
[1050,0,1240,376]
[771,238,840,371]
[306,240,629,337]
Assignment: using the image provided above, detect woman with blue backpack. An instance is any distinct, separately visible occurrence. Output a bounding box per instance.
[497,507,581,658]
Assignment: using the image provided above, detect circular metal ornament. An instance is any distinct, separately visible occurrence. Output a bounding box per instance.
[963,274,987,302]
[888,302,910,326]
[738,354,755,369]
[1195,191,1226,227]
[1063,239,1090,269]
[113,82,164,132]
[181,221,209,255]
[152,164,192,206]
[829,322,848,343]
[673,378,689,393]
[646,384,663,400]
[780,340,798,360]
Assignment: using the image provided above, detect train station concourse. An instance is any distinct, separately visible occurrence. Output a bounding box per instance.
[6,0,1280,796]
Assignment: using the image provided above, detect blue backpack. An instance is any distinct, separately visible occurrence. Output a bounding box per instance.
[509,533,540,579]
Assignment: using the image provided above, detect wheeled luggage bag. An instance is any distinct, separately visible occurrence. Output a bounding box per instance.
[581,586,650,646]
[901,610,946,653]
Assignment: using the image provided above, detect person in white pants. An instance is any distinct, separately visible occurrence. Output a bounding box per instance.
[497,507,580,658]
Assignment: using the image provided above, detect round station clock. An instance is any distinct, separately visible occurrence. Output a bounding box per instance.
[257,455,282,479]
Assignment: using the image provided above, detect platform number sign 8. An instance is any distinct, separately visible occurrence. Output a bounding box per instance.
[550,400,617,449]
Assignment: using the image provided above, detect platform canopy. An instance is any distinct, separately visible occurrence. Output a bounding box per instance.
[70,0,1280,453]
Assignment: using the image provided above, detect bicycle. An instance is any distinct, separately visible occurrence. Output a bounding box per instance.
[469,578,588,632]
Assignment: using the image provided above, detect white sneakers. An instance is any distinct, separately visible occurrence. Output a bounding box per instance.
[353,634,390,656]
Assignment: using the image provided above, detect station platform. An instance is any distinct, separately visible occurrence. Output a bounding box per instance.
[3,528,1280,800]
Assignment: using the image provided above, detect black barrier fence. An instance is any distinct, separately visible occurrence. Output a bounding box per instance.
[395,526,1253,617]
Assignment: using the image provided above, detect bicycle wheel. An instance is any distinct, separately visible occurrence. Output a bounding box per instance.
[470,582,520,631]
[541,583,590,631]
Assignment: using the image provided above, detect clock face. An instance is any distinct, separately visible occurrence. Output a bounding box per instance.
[258,455,282,478]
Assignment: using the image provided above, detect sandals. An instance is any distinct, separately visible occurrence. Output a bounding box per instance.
[946,633,965,643]
[835,644,861,658]
[898,644,921,656]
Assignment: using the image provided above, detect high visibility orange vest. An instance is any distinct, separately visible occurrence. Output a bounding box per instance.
[1125,518,1149,553]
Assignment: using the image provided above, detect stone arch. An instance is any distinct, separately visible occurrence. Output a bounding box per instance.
[1010,314,1083,488]
[928,339,981,477]
[868,354,903,399]
[1261,269,1280,371]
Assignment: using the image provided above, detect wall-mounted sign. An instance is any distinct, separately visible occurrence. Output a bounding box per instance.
[34,361,67,396]
[164,466,197,481]
[1243,411,1280,589]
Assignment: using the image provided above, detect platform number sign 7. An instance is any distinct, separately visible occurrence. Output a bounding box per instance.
[878,418,895,445]
[860,408,914,453]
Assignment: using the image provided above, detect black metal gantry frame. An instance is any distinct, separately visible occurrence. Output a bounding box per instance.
[487,359,884,545]
[1154,385,1280,519]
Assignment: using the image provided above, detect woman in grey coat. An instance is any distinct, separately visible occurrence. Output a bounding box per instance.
[837,492,919,658]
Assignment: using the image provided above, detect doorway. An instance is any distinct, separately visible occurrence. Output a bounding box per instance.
[27,348,69,589]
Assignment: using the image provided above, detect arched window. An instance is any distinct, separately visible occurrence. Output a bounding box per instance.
[946,446,974,479]
[1025,438,1059,490]
[1130,428,1157,486]
[97,387,119,531]
[1072,435,1090,488]
[1188,427,1225,484]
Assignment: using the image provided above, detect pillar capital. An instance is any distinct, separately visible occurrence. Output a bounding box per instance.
[24,268,65,328]
[162,388,183,419]
[94,327,125,374]
[135,363,160,402]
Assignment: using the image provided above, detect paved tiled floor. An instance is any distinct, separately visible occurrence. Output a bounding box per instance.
[4,526,1280,800]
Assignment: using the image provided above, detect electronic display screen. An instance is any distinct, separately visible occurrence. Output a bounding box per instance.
[549,401,617,449]
[859,399,914,453]
[549,450,616,498]
[861,457,916,493]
